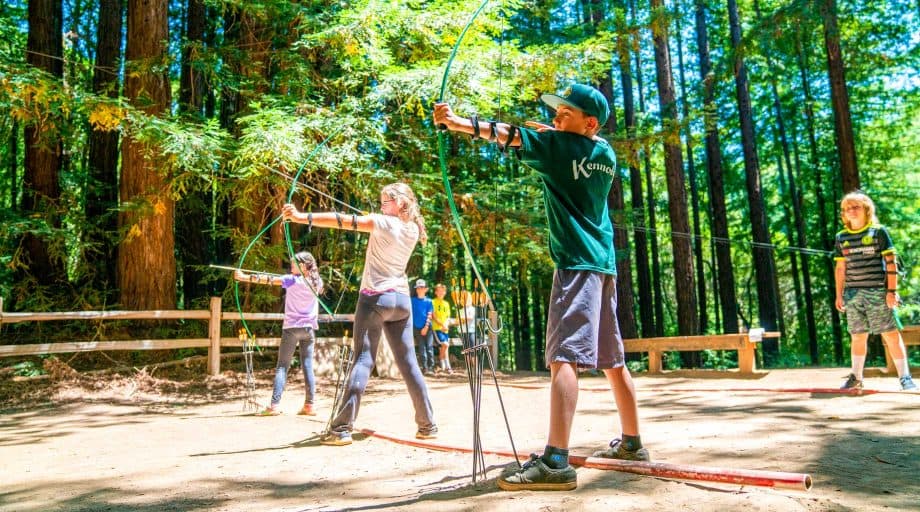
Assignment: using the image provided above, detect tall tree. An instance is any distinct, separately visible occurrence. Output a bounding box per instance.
[726,0,780,353]
[818,0,859,192]
[177,0,210,305]
[615,3,654,337]
[796,30,843,361]
[694,0,738,334]
[118,0,175,309]
[22,0,64,286]
[650,0,698,335]
[86,0,123,297]
[753,0,818,362]
[632,0,665,336]
[673,0,708,333]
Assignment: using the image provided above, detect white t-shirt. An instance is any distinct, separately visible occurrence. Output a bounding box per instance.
[460,305,476,332]
[359,213,418,295]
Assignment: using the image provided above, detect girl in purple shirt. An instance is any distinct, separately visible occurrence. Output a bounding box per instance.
[235,252,324,416]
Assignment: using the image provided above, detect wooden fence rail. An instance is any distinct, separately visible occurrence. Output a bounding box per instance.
[4,295,915,376]
[0,297,356,376]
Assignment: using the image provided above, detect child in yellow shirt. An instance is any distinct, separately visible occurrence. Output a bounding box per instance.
[432,283,453,374]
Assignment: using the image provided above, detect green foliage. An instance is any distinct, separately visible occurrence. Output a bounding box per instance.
[0,0,918,373]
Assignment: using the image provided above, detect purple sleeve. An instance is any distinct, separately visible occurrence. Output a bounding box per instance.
[280,274,296,289]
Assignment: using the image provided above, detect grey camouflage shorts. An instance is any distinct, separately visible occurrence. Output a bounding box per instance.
[843,287,899,335]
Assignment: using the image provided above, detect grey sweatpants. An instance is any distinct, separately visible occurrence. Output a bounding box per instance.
[329,291,436,433]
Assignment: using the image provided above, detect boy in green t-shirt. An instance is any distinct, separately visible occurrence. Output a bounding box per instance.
[434,84,647,491]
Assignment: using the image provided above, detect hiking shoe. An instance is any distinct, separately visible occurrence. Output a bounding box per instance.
[320,430,352,446]
[592,438,650,461]
[497,453,576,491]
[900,376,918,391]
[297,404,316,416]
[257,406,281,416]
[416,426,438,440]
[840,373,864,391]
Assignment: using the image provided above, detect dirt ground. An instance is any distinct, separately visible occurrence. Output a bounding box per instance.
[1,362,918,512]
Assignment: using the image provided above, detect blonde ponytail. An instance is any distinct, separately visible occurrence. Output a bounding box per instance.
[382,182,428,245]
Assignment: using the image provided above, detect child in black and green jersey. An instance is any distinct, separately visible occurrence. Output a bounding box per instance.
[434,84,647,491]
[835,191,916,391]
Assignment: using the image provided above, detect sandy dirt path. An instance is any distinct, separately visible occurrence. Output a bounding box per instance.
[1,367,918,511]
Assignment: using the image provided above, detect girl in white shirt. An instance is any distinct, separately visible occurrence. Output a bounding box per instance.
[282,182,437,445]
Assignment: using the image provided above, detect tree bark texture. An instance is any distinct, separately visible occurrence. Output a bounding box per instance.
[819,0,859,193]
[118,0,176,309]
[797,34,843,361]
[632,0,665,336]
[674,0,708,335]
[650,0,698,336]
[22,0,64,285]
[616,18,655,338]
[86,0,123,295]
[727,0,780,350]
[694,0,738,334]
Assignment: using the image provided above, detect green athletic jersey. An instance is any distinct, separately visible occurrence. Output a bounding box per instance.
[517,128,617,274]
[834,224,896,289]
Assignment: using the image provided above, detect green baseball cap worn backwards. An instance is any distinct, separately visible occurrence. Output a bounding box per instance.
[541,84,610,126]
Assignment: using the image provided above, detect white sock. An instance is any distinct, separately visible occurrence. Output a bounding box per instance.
[893,358,907,379]
[852,355,866,380]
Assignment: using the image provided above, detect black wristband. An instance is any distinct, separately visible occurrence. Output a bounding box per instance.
[307,212,313,233]
[500,125,518,154]
[489,121,498,142]
[335,212,342,229]
[470,114,480,139]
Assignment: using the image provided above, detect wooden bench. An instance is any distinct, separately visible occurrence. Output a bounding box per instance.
[624,331,781,374]
[884,325,920,373]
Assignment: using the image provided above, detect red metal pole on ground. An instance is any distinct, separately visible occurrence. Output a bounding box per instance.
[359,429,813,491]
[570,455,812,491]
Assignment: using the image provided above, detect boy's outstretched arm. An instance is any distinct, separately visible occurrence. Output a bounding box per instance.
[433,103,523,148]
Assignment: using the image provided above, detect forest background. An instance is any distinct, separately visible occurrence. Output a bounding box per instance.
[1,0,918,375]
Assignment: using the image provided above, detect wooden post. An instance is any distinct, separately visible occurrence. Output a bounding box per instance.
[207,297,221,376]
[648,350,662,373]
[488,309,498,363]
[738,337,757,374]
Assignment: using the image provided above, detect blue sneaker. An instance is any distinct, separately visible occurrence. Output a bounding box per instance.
[900,376,917,391]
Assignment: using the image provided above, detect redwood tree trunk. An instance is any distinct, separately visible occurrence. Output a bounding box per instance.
[616,9,654,337]
[650,0,697,336]
[632,0,665,336]
[674,0,707,335]
[177,0,211,305]
[754,0,819,362]
[797,33,843,362]
[86,0,123,296]
[819,0,859,193]
[22,0,64,286]
[118,0,175,309]
[727,0,780,356]
[695,0,738,334]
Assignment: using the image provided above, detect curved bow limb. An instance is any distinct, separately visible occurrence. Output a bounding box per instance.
[436,0,500,329]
